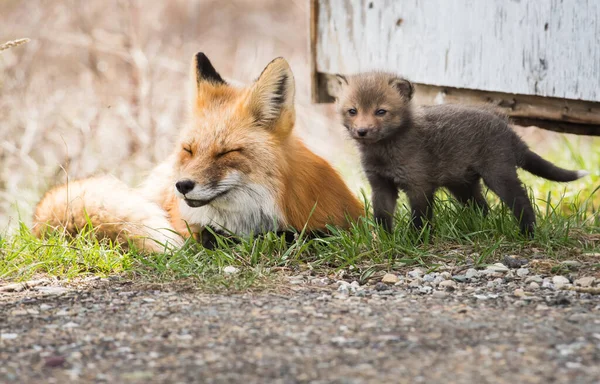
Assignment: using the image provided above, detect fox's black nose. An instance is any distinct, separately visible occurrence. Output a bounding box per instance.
[176,179,196,195]
[357,128,368,137]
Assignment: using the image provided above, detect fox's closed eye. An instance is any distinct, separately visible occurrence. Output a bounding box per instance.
[183,146,193,155]
[375,109,387,116]
[217,148,242,157]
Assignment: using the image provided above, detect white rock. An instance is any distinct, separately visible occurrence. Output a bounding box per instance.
[310,277,330,286]
[552,275,571,289]
[337,283,350,294]
[465,269,478,279]
[525,275,543,284]
[574,276,596,287]
[529,282,540,290]
[542,279,554,289]
[408,268,425,279]
[560,260,582,269]
[423,273,437,283]
[1,333,18,340]
[486,263,509,273]
[513,288,526,297]
[439,272,452,280]
[223,266,240,275]
[516,268,529,277]
[432,290,447,298]
[35,286,69,294]
[419,286,433,294]
[439,280,457,290]
[63,322,79,328]
[381,273,399,284]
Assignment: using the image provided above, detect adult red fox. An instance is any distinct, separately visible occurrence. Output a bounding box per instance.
[32,53,364,252]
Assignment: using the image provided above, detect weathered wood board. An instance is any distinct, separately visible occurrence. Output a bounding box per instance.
[311,0,600,135]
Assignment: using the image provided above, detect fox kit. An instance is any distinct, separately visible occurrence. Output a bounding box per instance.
[33,53,364,251]
[334,72,589,237]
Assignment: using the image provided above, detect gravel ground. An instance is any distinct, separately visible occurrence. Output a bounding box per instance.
[2,264,600,384]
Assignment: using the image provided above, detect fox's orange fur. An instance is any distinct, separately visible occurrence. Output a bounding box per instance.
[32,53,364,251]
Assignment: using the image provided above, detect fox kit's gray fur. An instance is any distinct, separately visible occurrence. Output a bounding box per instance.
[335,72,589,236]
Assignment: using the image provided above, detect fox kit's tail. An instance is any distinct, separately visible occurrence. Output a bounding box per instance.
[32,176,183,253]
[521,150,589,182]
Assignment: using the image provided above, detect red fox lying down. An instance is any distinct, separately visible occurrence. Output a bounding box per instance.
[32,53,364,252]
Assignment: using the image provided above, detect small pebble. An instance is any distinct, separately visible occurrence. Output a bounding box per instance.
[439,272,452,280]
[574,276,595,287]
[542,279,554,289]
[513,288,525,297]
[516,268,529,277]
[432,290,447,299]
[374,282,389,291]
[381,273,399,284]
[1,333,18,340]
[503,255,528,268]
[525,275,543,284]
[423,273,437,283]
[44,356,66,368]
[223,266,240,275]
[486,263,509,273]
[337,284,350,294]
[529,282,540,290]
[452,275,468,283]
[439,280,457,291]
[552,276,570,289]
[418,286,432,295]
[560,260,582,269]
[408,268,425,279]
[310,277,330,286]
[465,269,478,279]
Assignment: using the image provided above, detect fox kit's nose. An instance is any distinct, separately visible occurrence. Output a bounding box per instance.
[356,128,368,137]
[176,179,196,195]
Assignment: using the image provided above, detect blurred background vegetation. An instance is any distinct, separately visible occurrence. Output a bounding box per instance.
[0,0,597,233]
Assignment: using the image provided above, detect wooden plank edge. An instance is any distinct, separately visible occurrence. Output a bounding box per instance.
[313,72,600,136]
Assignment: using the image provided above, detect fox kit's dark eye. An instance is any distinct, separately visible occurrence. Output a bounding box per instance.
[348,108,357,116]
[375,109,387,116]
[183,146,193,155]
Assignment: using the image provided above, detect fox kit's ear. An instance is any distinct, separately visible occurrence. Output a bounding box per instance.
[248,57,295,127]
[329,74,348,99]
[390,77,414,101]
[193,52,226,86]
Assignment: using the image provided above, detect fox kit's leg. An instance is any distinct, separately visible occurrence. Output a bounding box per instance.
[406,188,435,232]
[367,173,399,231]
[481,170,535,236]
[447,180,489,215]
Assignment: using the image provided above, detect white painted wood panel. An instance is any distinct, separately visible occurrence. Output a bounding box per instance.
[315,0,600,102]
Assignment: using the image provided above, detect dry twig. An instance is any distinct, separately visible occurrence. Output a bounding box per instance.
[0,38,30,52]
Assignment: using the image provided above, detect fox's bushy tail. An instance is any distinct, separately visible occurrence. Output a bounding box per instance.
[32,176,183,253]
[521,150,589,182]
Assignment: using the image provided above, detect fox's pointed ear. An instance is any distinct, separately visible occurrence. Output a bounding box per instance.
[389,77,414,101]
[193,52,226,86]
[248,57,295,127]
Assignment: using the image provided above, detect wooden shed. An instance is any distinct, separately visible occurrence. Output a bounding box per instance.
[310,0,600,135]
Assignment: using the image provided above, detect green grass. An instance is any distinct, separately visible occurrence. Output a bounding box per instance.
[1,134,599,290]
[1,188,598,290]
